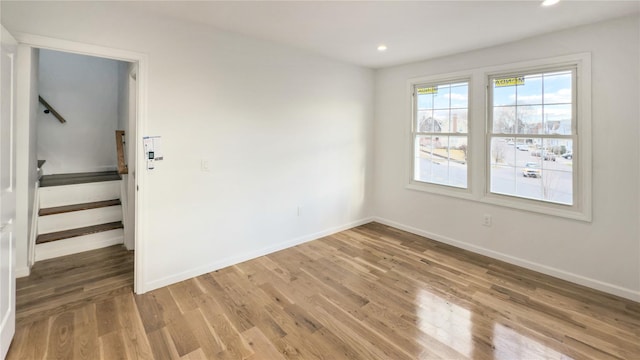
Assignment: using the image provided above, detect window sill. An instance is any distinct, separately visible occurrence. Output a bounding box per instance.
[405,181,591,222]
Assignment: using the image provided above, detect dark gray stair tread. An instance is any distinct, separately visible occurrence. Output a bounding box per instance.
[40,171,121,187]
[39,199,121,216]
[36,222,124,245]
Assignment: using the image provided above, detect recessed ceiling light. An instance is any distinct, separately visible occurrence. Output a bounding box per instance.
[377,44,387,52]
[541,0,560,6]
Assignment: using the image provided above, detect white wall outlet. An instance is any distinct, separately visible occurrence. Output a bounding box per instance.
[483,214,492,227]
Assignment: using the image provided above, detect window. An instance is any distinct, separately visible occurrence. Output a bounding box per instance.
[488,68,575,205]
[406,54,591,221]
[412,80,469,189]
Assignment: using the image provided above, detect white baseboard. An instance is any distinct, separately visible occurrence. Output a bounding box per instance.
[35,228,124,261]
[15,266,30,278]
[141,217,374,293]
[373,217,640,302]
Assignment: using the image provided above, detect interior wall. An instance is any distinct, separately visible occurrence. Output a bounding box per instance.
[116,61,135,250]
[14,46,39,276]
[373,15,640,299]
[37,49,121,175]
[116,61,129,133]
[0,2,374,291]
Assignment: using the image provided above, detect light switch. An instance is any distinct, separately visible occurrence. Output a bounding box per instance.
[201,159,210,172]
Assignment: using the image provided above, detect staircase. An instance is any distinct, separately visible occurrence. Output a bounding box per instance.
[35,171,125,261]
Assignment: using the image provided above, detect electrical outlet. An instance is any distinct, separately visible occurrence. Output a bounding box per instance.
[483,214,492,227]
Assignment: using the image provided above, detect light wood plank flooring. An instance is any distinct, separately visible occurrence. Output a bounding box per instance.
[8,223,640,359]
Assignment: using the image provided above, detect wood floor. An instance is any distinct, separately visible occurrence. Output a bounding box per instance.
[7,223,640,359]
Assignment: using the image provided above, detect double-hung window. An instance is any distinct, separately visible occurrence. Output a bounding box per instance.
[412,80,469,189]
[488,67,576,205]
[407,54,590,220]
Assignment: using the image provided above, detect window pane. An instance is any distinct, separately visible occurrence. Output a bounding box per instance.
[517,105,542,134]
[490,164,516,196]
[543,71,572,104]
[414,135,436,181]
[433,84,451,109]
[544,104,572,135]
[542,170,573,204]
[414,135,467,188]
[448,136,468,188]
[450,83,468,109]
[516,74,542,105]
[451,109,468,133]
[417,110,434,132]
[490,136,573,205]
[493,106,516,134]
[413,80,469,189]
[516,165,542,199]
[490,137,510,166]
[493,80,516,106]
[417,93,434,110]
[433,109,450,133]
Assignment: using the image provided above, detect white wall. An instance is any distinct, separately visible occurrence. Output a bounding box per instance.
[373,15,640,299]
[116,61,129,133]
[37,49,121,175]
[117,61,135,250]
[14,46,39,276]
[1,2,374,291]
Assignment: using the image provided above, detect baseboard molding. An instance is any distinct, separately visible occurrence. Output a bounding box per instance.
[373,217,640,302]
[142,217,374,293]
[35,228,124,262]
[15,266,30,278]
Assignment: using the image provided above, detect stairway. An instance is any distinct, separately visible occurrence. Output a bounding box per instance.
[35,171,125,261]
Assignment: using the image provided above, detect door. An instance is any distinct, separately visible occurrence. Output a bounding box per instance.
[0,26,18,359]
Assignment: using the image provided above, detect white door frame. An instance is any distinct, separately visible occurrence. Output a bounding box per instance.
[0,25,18,359]
[14,33,148,294]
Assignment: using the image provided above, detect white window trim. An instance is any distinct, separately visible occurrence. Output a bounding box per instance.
[406,71,475,200]
[407,73,471,197]
[406,53,592,222]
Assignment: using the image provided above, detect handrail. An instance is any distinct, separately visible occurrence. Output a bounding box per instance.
[115,130,128,175]
[38,96,66,123]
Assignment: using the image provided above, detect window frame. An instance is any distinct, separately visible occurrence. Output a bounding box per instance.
[486,66,577,206]
[405,53,592,221]
[407,73,474,199]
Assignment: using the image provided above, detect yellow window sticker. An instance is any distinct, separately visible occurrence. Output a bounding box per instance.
[417,86,438,95]
[494,77,525,87]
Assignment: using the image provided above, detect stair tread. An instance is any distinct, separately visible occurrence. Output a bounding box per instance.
[36,222,124,245]
[39,199,121,216]
[40,171,121,187]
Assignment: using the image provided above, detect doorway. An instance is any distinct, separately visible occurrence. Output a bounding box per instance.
[15,34,147,294]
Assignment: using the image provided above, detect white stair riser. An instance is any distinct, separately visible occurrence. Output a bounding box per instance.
[38,206,123,234]
[35,228,124,261]
[39,181,121,208]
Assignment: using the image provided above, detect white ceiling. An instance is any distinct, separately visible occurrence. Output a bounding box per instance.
[136,1,639,68]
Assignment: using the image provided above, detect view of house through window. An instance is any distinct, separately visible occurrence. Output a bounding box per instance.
[413,81,469,188]
[489,69,575,205]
